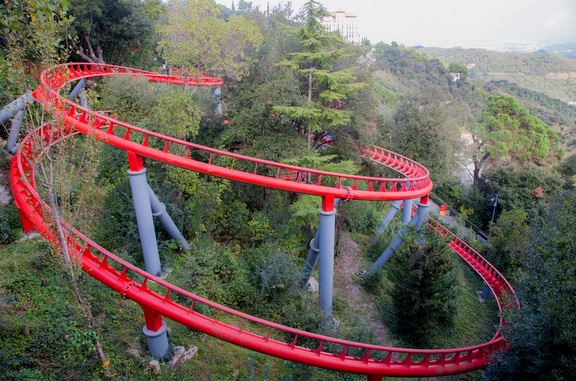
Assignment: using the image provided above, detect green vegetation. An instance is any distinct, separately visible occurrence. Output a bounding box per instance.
[421,47,576,104]
[1,0,575,379]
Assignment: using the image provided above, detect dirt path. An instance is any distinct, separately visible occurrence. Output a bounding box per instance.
[334,232,390,345]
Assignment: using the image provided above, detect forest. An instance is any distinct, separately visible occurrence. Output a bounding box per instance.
[0,0,575,380]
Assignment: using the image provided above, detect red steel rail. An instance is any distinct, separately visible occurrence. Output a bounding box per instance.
[9,63,519,378]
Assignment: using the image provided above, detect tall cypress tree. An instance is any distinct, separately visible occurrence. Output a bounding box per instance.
[274,0,363,150]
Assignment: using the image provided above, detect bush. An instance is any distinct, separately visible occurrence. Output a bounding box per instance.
[0,204,22,245]
[342,200,381,236]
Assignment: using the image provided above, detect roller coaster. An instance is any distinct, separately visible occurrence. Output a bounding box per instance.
[5,63,519,379]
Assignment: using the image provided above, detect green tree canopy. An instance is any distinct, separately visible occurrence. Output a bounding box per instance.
[68,0,158,65]
[156,0,263,80]
[486,190,576,380]
[388,228,456,347]
[473,95,562,183]
[273,0,363,149]
[386,86,462,185]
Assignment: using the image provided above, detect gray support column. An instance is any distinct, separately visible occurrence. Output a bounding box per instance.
[143,321,169,359]
[299,229,320,289]
[367,215,418,274]
[128,168,162,276]
[368,197,432,274]
[79,91,89,109]
[481,282,493,300]
[377,200,402,233]
[318,204,336,316]
[415,199,430,229]
[147,185,189,252]
[0,92,33,124]
[7,109,24,154]
[68,78,87,100]
[214,86,222,115]
[299,200,339,289]
[402,199,413,224]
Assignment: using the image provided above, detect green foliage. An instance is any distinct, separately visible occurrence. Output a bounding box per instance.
[557,154,576,189]
[485,80,576,155]
[487,209,529,277]
[0,241,100,379]
[341,200,381,236]
[68,0,158,65]
[421,47,576,103]
[157,0,263,80]
[386,86,462,183]
[484,162,564,222]
[387,228,456,347]
[485,190,576,380]
[480,95,561,164]
[99,76,202,139]
[0,0,71,101]
[0,204,23,244]
[170,236,256,309]
[273,0,362,149]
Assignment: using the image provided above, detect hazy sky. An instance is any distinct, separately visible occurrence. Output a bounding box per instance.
[216,0,576,49]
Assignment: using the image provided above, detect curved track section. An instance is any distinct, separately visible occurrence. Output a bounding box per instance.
[10,63,519,378]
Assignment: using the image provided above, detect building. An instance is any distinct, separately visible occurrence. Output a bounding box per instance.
[319,10,361,45]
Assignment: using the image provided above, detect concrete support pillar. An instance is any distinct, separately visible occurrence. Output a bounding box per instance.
[299,229,320,289]
[299,200,339,289]
[214,86,222,115]
[481,282,493,300]
[7,109,24,154]
[377,200,402,233]
[367,195,431,274]
[69,78,87,100]
[0,92,33,124]
[147,185,189,252]
[368,215,418,274]
[415,197,430,229]
[141,306,169,360]
[402,199,413,224]
[79,91,89,109]
[127,153,162,277]
[318,196,336,316]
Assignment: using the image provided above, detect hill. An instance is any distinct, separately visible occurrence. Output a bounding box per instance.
[418,47,576,104]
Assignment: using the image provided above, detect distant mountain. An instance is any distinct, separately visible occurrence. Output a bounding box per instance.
[541,42,576,59]
[418,47,576,104]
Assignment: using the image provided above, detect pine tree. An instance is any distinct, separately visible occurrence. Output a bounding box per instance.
[387,228,456,347]
[273,0,363,150]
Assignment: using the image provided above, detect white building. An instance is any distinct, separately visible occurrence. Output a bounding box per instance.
[319,10,361,45]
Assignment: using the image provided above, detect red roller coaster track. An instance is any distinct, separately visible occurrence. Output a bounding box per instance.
[9,63,518,378]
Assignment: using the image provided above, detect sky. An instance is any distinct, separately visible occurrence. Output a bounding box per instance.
[216,0,576,50]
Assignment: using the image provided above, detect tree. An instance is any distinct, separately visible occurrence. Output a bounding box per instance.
[485,190,576,380]
[68,0,158,65]
[483,163,564,223]
[472,95,561,183]
[156,0,263,80]
[1,0,71,100]
[273,0,363,150]
[387,228,456,347]
[99,76,202,139]
[487,209,529,277]
[387,86,462,185]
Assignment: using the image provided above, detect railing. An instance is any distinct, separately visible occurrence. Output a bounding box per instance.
[7,63,520,377]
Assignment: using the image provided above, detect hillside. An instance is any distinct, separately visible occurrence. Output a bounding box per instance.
[419,47,576,103]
